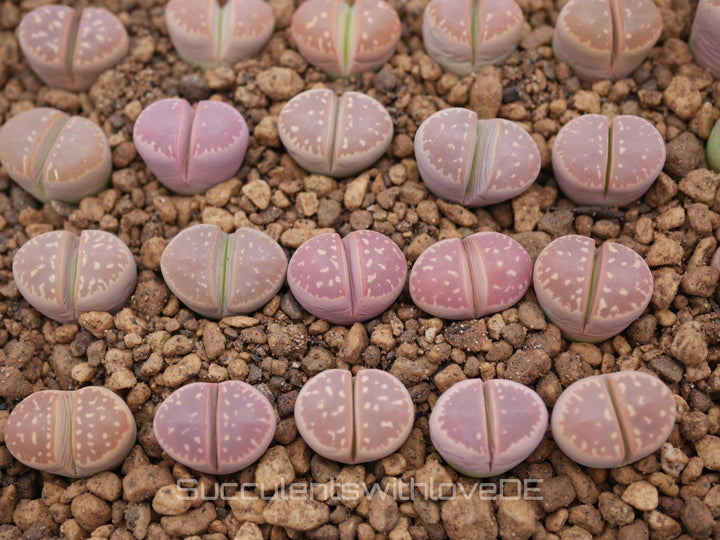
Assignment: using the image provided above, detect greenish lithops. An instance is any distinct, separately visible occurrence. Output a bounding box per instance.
[707,118,720,173]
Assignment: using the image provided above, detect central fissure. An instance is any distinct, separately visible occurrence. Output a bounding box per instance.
[608,0,621,74]
[64,10,81,88]
[36,116,71,201]
[339,1,354,73]
[350,376,357,461]
[604,121,614,197]
[212,386,220,473]
[604,378,632,465]
[582,250,599,330]
[470,0,481,68]
[218,235,231,317]
[461,240,481,317]
[481,386,494,469]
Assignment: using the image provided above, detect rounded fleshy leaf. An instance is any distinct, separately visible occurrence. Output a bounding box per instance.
[286,230,407,325]
[153,381,276,475]
[707,118,720,173]
[5,387,136,478]
[161,225,287,319]
[552,114,665,206]
[165,0,275,67]
[291,0,401,77]
[295,369,414,464]
[551,372,676,468]
[422,0,524,76]
[429,379,548,477]
[0,108,111,203]
[690,0,720,79]
[278,89,393,177]
[18,5,128,91]
[410,232,532,319]
[12,230,137,324]
[533,235,653,342]
[711,246,720,272]
[414,109,540,206]
[553,0,662,81]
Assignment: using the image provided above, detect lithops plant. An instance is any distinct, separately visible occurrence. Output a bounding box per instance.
[291,0,401,77]
[553,0,663,80]
[153,381,275,475]
[5,387,136,477]
[414,109,541,206]
[707,118,720,173]
[160,225,287,319]
[712,246,720,272]
[18,5,128,91]
[552,114,665,206]
[165,0,275,67]
[552,371,676,468]
[690,0,720,79]
[278,89,393,177]
[533,235,653,342]
[13,230,137,324]
[430,379,547,477]
[410,232,533,320]
[286,230,406,325]
[133,98,249,195]
[0,108,111,203]
[422,0,525,76]
[295,369,414,464]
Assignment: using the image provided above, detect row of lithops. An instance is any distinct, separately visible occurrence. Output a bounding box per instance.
[690,0,720,79]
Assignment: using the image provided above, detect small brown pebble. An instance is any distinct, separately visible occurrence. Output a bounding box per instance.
[70,492,111,532]
[680,169,720,205]
[255,446,295,492]
[621,481,658,511]
[497,498,537,540]
[262,497,330,531]
[663,76,703,120]
[339,323,369,365]
[369,492,400,533]
[646,510,682,538]
[598,492,635,527]
[646,235,684,267]
[681,266,719,297]
[152,484,192,516]
[517,302,546,330]
[665,133,707,179]
[505,349,551,385]
[122,465,174,504]
[681,497,714,539]
[161,501,216,536]
[539,476,576,513]
[256,67,304,101]
[469,65,502,119]
[0,366,32,400]
[86,472,122,502]
[670,321,708,366]
[695,435,720,471]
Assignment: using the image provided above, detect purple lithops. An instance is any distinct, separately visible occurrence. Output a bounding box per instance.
[552,114,665,206]
[295,369,414,464]
[5,387,136,477]
[13,230,137,324]
[278,89,393,177]
[18,5,128,91]
[410,232,532,320]
[291,0,401,77]
[422,0,524,76]
[286,230,406,325]
[551,372,676,468]
[165,0,275,67]
[160,225,287,319]
[553,0,662,80]
[430,379,547,477]
[0,108,111,203]
[153,381,276,475]
[690,0,720,79]
[533,235,653,343]
[133,98,249,195]
[415,109,540,206]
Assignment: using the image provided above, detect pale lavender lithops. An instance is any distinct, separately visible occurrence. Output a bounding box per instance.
[133,98,249,195]
[286,230,406,325]
[410,232,532,320]
[0,108,111,203]
[13,230,137,324]
[430,379,547,477]
[415,109,540,206]
[422,0,524,76]
[5,387,136,478]
[295,369,414,464]
[165,0,275,67]
[291,0,401,77]
[153,381,275,475]
[552,372,676,468]
[18,5,128,91]
[690,0,720,79]
[278,89,393,177]
[552,114,665,206]
[533,235,652,342]
[160,225,287,319]
[712,246,720,272]
[553,0,663,80]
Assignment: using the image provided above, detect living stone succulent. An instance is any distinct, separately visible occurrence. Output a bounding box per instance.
[689,0,720,79]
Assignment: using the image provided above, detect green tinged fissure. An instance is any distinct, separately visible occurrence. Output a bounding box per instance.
[604,121,613,196]
[470,0,480,68]
[583,254,599,328]
[340,3,353,74]
[68,250,78,314]
[65,10,81,88]
[218,235,231,316]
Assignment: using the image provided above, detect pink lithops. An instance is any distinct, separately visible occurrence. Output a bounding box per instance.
[410,232,532,320]
[712,246,720,272]
[690,0,720,79]
[18,5,128,91]
[430,379,547,477]
[291,0,401,77]
[295,369,414,464]
[13,230,137,324]
[165,0,275,67]
[0,108,111,203]
[278,89,393,177]
[551,372,676,468]
[533,235,653,343]
[286,230,406,325]
[552,114,665,206]
[153,381,275,475]
[415,109,540,206]
[553,0,663,80]
[422,0,525,76]
[5,387,136,477]
[133,98,249,195]
[160,225,287,319]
